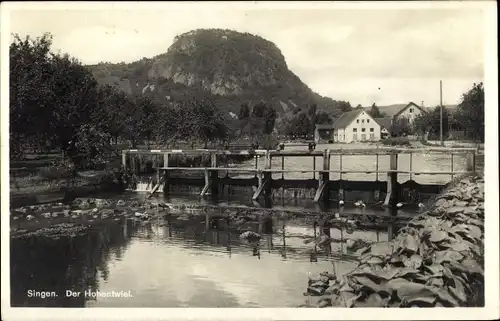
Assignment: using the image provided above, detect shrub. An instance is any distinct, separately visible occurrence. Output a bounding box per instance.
[38,159,75,180]
[381,137,411,146]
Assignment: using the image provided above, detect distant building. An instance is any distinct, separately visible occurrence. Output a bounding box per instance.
[392,102,427,125]
[314,124,335,143]
[331,109,381,143]
[374,117,393,138]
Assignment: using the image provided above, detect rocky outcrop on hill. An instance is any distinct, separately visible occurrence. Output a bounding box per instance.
[87,28,347,116]
[304,175,485,308]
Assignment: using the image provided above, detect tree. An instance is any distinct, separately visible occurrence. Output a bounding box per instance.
[368,103,385,118]
[413,106,450,140]
[390,118,412,137]
[238,102,250,120]
[316,111,333,125]
[286,112,311,137]
[336,101,352,112]
[190,100,229,147]
[355,104,363,109]
[455,82,484,142]
[262,104,277,135]
[307,103,317,134]
[10,33,112,168]
[251,101,267,118]
[97,85,129,144]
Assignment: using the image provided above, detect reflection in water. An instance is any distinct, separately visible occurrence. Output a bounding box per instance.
[11,207,399,307]
[10,219,135,307]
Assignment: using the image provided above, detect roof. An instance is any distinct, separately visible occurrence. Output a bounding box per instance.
[393,102,427,118]
[315,124,335,130]
[374,117,393,129]
[367,104,408,117]
[332,109,364,129]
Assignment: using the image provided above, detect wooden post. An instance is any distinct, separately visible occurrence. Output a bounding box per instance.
[314,149,330,203]
[313,156,316,179]
[384,153,399,206]
[156,155,160,186]
[281,156,284,180]
[451,153,454,180]
[131,154,136,174]
[210,153,220,197]
[163,153,170,195]
[409,153,413,181]
[122,151,127,171]
[338,153,344,201]
[466,151,476,173]
[264,150,272,197]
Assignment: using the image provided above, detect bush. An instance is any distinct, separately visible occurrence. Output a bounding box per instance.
[38,159,75,180]
[381,137,411,146]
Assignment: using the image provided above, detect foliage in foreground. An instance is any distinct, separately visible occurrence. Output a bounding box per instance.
[381,137,411,146]
[305,175,484,307]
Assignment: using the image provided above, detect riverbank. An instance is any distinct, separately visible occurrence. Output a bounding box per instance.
[10,196,415,239]
[303,174,484,307]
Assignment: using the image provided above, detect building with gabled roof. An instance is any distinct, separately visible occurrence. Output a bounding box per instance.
[392,101,428,125]
[331,109,381,143]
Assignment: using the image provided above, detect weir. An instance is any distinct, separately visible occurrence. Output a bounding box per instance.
[120,147,478,207]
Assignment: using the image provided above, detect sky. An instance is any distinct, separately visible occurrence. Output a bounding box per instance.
[4,2,488,106]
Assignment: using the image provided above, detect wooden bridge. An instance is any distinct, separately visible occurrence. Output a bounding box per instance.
[121,147,479,206]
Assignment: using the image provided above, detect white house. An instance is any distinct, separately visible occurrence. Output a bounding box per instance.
[332,109,381,143]
[393,102,427,126]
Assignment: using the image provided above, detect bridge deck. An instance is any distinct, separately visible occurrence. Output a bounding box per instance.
[159,167,467,176]
[123,147,479,156]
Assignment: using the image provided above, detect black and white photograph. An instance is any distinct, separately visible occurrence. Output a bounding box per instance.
[1,1,498,320]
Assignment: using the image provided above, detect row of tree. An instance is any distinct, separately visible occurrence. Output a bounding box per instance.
[9,33,231,168]
[395,82,484,142]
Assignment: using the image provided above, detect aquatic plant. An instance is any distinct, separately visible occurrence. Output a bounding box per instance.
[305,175,484,308]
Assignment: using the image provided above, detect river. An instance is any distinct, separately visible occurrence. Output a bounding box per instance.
[10,143,484,308]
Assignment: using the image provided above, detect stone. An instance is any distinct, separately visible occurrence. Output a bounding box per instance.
[446,207,465,215]
[42,212,52,219]
[78,201,90,209]
[239,231,261,242]
[435,199,451,209]
[94,199,110,208]
[117,200,127,206]
[318,298,332,308]
[453,201,468,207]
[101,209,114,216]
[63,209,71,217]
[307,286,325,296]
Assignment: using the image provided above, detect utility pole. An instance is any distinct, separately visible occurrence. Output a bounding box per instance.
[440,80,444,146]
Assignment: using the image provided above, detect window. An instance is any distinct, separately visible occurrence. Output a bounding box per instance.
[353,134,358,141]
[362,119,365,123]
[409,108,414,113]
[357,119,360,123]
[361,128,366,132]
[361,134,366,140]
[367,119,370,123]
[353,128,357,132]
[370,128,374,132]
[369,133,375,140]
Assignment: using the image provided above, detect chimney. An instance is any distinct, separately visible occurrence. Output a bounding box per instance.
[421,101,424,108]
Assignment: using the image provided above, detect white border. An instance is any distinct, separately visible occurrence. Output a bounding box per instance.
[1,1,498,320]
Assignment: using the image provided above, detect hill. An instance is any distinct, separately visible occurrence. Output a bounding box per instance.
[87,28,350,118]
